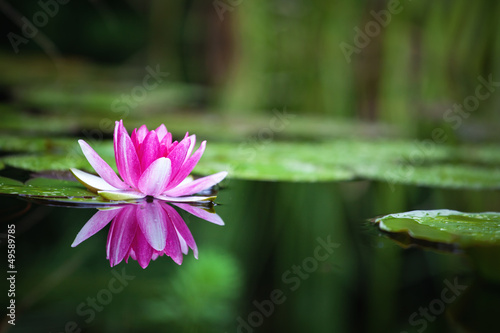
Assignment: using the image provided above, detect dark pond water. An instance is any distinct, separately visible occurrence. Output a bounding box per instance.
[2,179,500,333]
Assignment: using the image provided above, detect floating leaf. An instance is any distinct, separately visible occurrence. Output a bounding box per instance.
[362,164,500,189]
[26,196,138,207]
[1,137,500,186]
[2,154,90,172]
[373,210,500,247]
[458,144,500,165]
[1,142,116,173]
[0,176,138,206]
[0,176,161,206]
[0,135,77,153]
[196,142,355,182]
[0,176,95,197]
[0,176,24,187]
[197,141,500,185]
[0,105,397,141]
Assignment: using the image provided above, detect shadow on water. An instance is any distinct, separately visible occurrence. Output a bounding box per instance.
[2,178,500,332]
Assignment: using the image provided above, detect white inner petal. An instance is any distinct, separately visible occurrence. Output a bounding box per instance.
[98,190,146,201]
[71,168,121,192]
[155,194,216,202]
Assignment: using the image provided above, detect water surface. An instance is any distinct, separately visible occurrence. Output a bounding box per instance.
[2,179,499,333]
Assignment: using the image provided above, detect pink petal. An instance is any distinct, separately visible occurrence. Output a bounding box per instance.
[155,124,168,141]
[78,140,128,190]
[131,128,139,151]
[163,209,183,264]
[137,157,171,196]
[165,141,205,190]
[178,235,188,255]
[136,124,149,144]
[178,175,194,186]
[185,134,196,162]
[166,137,191,178]
[139,131,161,171]
[173,203,224,225]
[72,208,121,247]
[163,171,227,197]
[162,203,198,259]
[114,120,142,187]
[160,132,173,156]
[136,201,167,251]
[107,207,137,266]
[125,248,135,263]
[131,227,153,268]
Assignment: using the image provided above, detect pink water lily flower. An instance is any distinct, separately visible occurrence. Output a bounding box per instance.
[70,120,227,202]
[71,200,224,268]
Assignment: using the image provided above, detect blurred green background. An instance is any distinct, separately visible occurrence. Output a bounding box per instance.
[1,0,499,140]
[2,1,500,333]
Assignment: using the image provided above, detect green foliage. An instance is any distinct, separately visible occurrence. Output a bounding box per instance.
[1,136,500,187]
[0,136,76,153]
[374,210,500,247]
[199,142,355,182]
[0,107,397,141]
[0,176,133,205]
[0,176,93,197]
[2,154,90,172]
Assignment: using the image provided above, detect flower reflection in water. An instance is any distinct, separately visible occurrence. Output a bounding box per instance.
[71,200,223,268]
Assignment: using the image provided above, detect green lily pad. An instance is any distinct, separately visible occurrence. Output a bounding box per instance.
[197,142,356,182]
[0,175,142,206]
[26,196,140,207]
[458,144,500,165]
[0,135,77,153]
[0,176,24,187]
[374,210,500,247]
[1,142,116,173]
[2,154,91,172]
[0,176,95,197]
[197,140,500,185]
[363,164,500,189]
[0,104,398,141]
[1,137,500,185]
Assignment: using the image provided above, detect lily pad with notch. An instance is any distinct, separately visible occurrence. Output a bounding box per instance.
[373,209,500,249]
